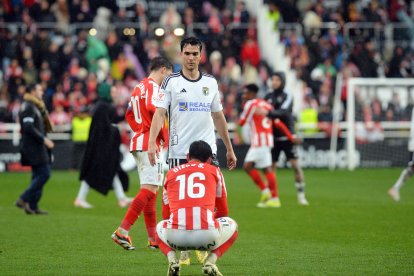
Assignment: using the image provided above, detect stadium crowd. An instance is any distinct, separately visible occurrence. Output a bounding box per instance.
[0,0,414,135]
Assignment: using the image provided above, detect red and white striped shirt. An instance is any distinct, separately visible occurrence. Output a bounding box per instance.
[239,98,274,147]
[125,78,167,151]
[162,161,228,230]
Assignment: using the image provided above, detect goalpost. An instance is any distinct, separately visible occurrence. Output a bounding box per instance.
[331,77,414,170]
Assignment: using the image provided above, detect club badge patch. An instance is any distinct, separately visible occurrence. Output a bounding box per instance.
[202,87,209,96]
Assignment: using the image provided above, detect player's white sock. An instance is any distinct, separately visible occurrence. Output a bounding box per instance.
[112,174,127,200]
[205,252,218,264]
[76,180,90,201]
[261,188,270,195]
[393,168,412,191]
[167,251,177,263]
[295,182,306,196]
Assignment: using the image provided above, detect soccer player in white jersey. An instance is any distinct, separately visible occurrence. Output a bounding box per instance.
[148,36,237,265]
[389,106,414,201]
[156,140,238,276]
[111,57,173,250]
[148,36,236,170]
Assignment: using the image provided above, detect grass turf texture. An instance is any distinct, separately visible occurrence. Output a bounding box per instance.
[0,169,413,275]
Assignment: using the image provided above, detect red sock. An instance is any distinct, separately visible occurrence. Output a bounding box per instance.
[156,232,173,256]
[265,171,278,197]
[248,169,266,190]
[212,231,238,258]
[120,189,155,231]
[143,191,158,241]
[162,200,170,220]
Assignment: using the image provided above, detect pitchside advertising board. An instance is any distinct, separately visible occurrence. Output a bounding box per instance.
[217,138,409,169]
[0,139,408,172]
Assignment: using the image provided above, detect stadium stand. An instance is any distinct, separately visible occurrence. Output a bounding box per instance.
[0,0,413,136]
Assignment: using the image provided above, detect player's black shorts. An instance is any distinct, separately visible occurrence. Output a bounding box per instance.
[168,154,219,169]
[271,140,298,162]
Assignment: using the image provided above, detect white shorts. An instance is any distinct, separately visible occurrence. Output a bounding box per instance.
[244,146,272,169]
[133,151,164,186]
[156,217,237,251]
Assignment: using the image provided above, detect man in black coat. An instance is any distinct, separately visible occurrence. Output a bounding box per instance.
[16,84,54,215]
[264,72,309,206]
[74,84,131,209]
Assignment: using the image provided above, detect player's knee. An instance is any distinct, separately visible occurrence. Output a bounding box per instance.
[263,167,273,174]
[141,184,159,193]
[292,164,302,176]
[243,163,252,171]
[217,217,238,233]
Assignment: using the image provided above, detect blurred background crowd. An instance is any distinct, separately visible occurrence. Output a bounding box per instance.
[0,0,413,140]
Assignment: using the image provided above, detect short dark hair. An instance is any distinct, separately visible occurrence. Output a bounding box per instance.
[149,56,173,71]
[245,83,259,93]
[26,83,37,94]
[189,140,212,162]
[180,36,203,52]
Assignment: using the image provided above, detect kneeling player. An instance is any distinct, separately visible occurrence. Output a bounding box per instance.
[156,140,238,276]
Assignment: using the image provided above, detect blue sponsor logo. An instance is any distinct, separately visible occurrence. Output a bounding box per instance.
[179,102,188,111]
[179,102,211,112]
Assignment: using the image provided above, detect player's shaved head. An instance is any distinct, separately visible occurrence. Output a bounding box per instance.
[189,140,212,162]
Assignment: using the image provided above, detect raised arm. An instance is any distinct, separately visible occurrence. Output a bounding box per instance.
[212,111,237,170]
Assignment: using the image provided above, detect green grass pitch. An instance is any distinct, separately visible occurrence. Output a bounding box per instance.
[0,168,413,275]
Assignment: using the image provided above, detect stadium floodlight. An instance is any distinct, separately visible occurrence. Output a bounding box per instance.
[173,27,185,36]
[123,28,136,36]
[89,28,97,36]
[154,27,165,37]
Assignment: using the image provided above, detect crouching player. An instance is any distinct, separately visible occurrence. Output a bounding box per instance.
[156,140,238,276]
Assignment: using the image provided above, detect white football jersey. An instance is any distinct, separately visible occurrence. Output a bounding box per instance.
[153,71,223,159]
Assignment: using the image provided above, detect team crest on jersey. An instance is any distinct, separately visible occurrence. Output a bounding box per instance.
[202,87,209,96]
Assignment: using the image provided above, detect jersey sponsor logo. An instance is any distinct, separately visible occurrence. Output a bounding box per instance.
[179,102,211,112]
[202,87,209,96]
[179,102,189,111]
[179,88,187,93]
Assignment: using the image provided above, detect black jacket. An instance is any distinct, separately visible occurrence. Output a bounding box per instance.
[265,90,296,139]
[19,100,50,166]
[79,101,129,195]
[264,72,296,141]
